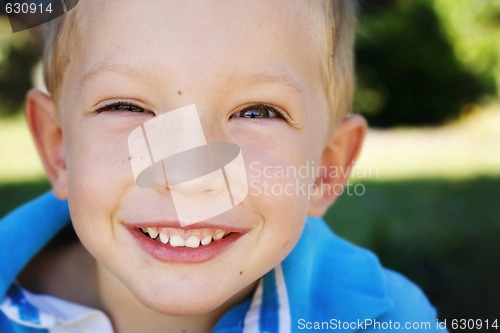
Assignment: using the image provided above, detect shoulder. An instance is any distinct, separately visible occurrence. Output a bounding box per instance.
[284,217,446,332]
[383,268,436,316]
[375,269,444,331]
[0,192,70,298]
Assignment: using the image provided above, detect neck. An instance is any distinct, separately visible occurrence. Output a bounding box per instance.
[95,263,256,333]
[18,240,100,309]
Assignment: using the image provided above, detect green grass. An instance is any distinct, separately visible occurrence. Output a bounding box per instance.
[0,178,51,217]
[0,114,45,182]
[352,106,500,181]
[325,177,500,322]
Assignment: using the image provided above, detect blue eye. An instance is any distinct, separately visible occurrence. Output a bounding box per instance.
[231,104,284,119]
[95,101,155,116]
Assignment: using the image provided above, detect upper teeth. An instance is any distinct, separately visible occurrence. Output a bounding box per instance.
[147,227,159,238]
[140,227,230,248]
[159,232,169,244]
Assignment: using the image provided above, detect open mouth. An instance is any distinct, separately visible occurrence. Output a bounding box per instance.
[139,227,233,248]
[127,223,245,263]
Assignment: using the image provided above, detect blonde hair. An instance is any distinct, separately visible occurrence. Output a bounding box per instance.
[323,0,358,123]
[43,1,357,121]
[42,7,81,102]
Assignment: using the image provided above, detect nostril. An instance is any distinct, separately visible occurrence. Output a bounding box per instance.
[169,170,228,196]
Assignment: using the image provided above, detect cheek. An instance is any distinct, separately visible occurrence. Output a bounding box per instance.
[67,125,133,189]
[243,136,315,212]
[65,127,133,241]
[240,132,311,261]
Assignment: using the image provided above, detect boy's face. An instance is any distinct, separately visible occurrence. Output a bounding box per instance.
[32,0,364,315]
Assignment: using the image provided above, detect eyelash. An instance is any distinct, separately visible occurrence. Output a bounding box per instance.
[94,101,287,121]
[94,101,155,116]
[230,103,287,121]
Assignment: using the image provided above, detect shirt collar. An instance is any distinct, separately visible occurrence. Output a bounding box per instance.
[282,217,393,331]
[1,283,113,332]
[212,265,291,333]
[0,192,70,299]
[215,218,392,332]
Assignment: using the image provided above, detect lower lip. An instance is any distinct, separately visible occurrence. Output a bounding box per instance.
[127,227,243,264]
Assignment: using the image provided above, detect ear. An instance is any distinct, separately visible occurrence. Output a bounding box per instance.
[308,114,367,216]
[26,89,68,199]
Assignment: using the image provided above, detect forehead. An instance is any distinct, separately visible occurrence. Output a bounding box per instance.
[74,0,325,53]
[61,0,329,112]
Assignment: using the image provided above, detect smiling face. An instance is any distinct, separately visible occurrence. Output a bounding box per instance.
[30,0,355,316]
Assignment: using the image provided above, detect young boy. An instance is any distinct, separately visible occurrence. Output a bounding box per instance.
[0,1,447,332]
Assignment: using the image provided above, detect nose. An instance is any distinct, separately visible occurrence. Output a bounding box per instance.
[164,143,228,193]
[128,105,248,226]
[165,142,248,226]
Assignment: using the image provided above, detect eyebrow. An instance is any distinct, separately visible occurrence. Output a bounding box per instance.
[231,70,304,94]
[80,62,303,94]
[80,62,145,87]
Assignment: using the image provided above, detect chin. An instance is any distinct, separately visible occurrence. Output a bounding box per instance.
[127,275,255,317]
[136,290,230,316]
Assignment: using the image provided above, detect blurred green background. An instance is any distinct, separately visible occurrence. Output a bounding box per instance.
[1,0,499,330]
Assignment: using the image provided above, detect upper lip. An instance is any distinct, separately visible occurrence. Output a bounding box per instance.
[124,220,251,233]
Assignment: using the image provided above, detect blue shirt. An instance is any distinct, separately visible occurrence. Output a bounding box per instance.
[0,192,447,332]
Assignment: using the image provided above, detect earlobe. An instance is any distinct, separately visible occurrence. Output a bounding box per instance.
[26,89,68,199]
[308,114,367,217]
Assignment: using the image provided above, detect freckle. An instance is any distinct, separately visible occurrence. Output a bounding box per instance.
[128,155,132,160]
[240,271,243,275]
[178,90,183,96]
